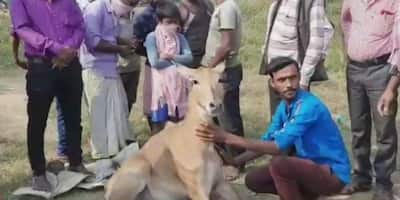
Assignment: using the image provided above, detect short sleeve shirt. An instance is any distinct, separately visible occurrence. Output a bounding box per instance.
[202,0,242,68]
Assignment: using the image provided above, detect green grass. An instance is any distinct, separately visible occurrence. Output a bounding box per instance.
[0,1,359,200]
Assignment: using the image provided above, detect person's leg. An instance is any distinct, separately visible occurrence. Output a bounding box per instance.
[244,164,277,194]
[269,156,344,200]
[346,63,373,188]
[366,64,397,199]
[55,98,68,159]
[119,70,141,113]
[217,66,245,157]
[26,59,55,191]
[56,59,83,168]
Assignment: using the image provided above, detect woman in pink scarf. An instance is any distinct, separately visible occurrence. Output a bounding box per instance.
[144,1,193,134]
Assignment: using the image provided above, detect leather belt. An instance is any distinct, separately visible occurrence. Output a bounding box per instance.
[349,54,390,67]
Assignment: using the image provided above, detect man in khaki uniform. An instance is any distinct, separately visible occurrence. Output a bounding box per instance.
[201,0,244,173]
[118,9,142,114]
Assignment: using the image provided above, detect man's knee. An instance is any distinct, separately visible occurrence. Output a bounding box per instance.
[244,170,262,192]
[269,156,292,177]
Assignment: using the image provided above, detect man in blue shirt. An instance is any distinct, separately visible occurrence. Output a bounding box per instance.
[196,57,351,199]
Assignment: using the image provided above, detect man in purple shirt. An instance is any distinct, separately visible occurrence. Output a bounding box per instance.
[79,0,139,159]
[10,0,89,192]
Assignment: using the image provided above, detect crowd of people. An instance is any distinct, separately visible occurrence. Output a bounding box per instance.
[8,0,400,199]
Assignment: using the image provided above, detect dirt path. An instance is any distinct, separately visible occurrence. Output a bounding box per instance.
[0,75,58,147]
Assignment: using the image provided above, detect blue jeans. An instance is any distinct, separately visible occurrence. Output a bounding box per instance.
[56,98,67,157]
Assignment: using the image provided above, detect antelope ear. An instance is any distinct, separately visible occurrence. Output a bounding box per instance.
[176,64,198,81]
[212,62,226,74]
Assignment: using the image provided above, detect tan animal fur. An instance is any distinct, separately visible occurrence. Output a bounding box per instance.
[105,63,241,200]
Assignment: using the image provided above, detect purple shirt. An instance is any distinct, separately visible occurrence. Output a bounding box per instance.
[10,0,85,57]
[79,0,120,78]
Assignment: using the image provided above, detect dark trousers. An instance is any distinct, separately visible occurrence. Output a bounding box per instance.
[119,70,141,113]
[245,156,344,200]
[217,66,245,157]
[26,58,83,176]
[55,98,67,157]
[347,63,398,189]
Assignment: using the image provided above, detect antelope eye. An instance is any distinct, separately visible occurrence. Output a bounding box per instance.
[193,80,199,85]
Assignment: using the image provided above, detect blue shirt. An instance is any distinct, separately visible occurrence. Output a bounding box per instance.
[261,89,351,184]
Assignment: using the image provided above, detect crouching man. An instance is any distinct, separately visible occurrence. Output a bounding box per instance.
[196,57,351,200]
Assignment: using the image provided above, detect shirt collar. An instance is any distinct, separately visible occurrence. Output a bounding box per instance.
[286,89,305,113]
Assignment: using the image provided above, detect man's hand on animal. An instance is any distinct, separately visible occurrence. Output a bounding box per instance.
[196,123,229,143]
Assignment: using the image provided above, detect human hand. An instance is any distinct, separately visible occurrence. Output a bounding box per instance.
[130,38,141,49]
[55,47,77,68]
[195,123,229,143]
[160,52,175,60]
[52,57,68,70]
[377,88,397,116]
[15,58,28,70]
[119,45,133,57]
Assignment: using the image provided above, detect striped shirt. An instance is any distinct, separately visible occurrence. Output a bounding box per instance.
[341,0,400,70]
[264,0,334,86]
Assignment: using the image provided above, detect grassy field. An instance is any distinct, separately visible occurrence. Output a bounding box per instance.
[1,0,392,200]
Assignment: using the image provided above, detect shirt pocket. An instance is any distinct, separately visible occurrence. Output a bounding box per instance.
[370,8,395,37]
[61,6,83,28]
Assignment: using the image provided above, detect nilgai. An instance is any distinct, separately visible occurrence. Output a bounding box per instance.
[105,63,241,200]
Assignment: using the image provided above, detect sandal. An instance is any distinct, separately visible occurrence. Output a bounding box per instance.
[340,182,372,195]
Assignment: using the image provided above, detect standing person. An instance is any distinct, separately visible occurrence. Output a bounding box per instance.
[117,9,142,114]
[80,0,139,159]
[143,1,193,134]
[11,34,69,162]
[201,0,244,169]
[341,1,399,199]
[10,0,89,191]
[196,57,351,200]
[259,0,334,117]
[131,0,160,133]
[178,0,213,68]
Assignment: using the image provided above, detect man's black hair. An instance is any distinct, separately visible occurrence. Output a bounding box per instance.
[266,57,299,77]
[155,1,182,24]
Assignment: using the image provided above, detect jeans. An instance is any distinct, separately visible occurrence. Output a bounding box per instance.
[26,57,83,175]
[56,98,67,157]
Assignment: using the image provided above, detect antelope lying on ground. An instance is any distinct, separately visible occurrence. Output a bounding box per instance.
[105,63,241,200]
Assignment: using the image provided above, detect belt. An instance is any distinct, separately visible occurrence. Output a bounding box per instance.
[349,54,390,67]
[26,56,53,64]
